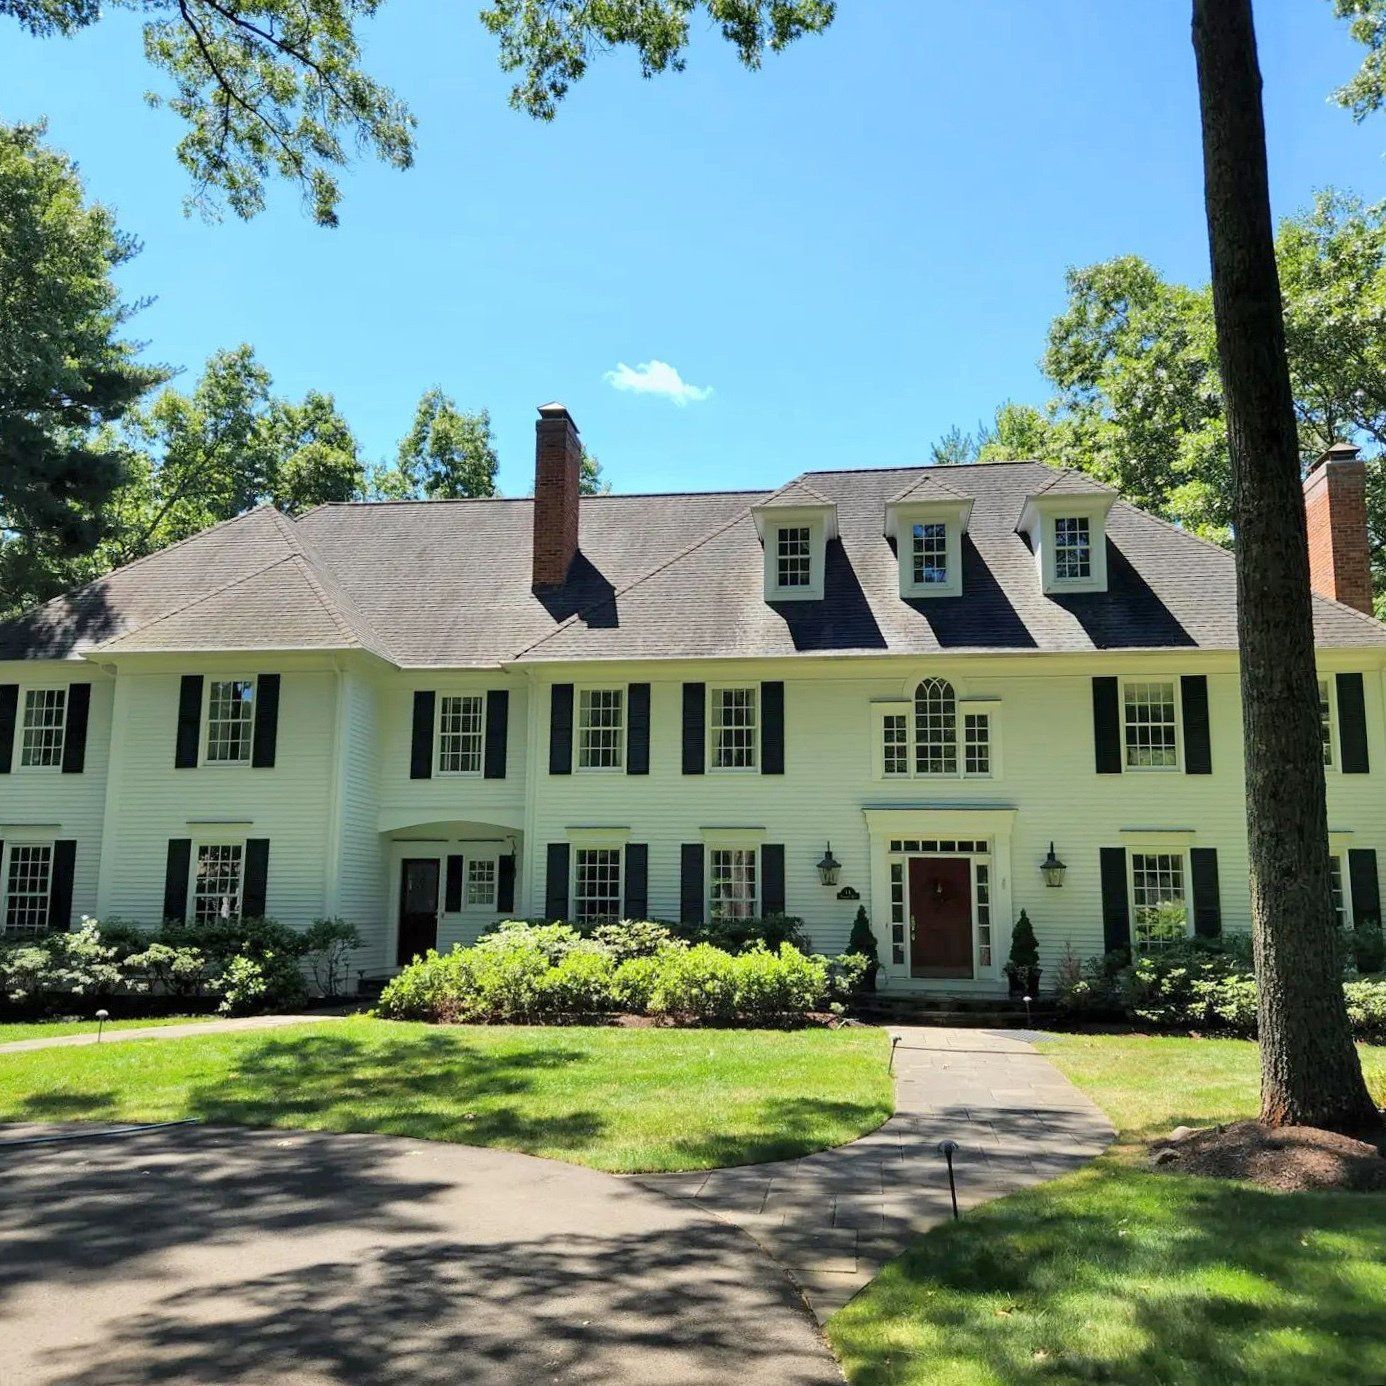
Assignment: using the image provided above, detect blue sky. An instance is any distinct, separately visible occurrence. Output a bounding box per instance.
[3,2,1383,496]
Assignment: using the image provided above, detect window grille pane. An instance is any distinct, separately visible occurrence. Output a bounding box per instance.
[1319,680,1334,767]
[911,522,949,585]
[206,680,255,763]
[914,678,957,775]
[709,848,758,921]
[467,858,497,907]
[963,712,991,775]
[573,848,622,923]
[976,862,991,967]
[1329,855,1346,929]
[5,845,52,934]
[712,687,758,769]
[578,689,625,769]
[20,689,66,768]
[1054,516,1092,580]
[890,862,904,924]
[882,713,908,776]
[438,694,485,773]
[776,526,812,588]
[1131,852,1187,951]
[1123,681,1179,769]
[194,844,243,922]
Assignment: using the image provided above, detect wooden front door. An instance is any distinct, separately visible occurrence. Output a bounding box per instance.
[909,857,974,978]
[397,858,440,966]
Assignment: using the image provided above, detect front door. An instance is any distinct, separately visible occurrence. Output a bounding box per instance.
[397,858,440,966]
[909,857,974,978]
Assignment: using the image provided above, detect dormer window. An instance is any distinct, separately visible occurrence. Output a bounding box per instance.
[1017,475,1115,595]
[884,475,972,600]
[776,526,813,589]
[1053,516,1092,581]
[911,521,950,587]
[752,479,837,603]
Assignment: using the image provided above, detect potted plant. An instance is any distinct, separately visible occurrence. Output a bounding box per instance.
[847,905,880,991]
[1004,910,1042,998]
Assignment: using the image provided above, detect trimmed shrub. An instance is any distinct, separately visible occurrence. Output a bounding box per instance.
[591,919,680,961]
[1344,979,1386,1038]
[677,914,808,954]
[215,950,307,1016]
[536,945,617,1014]
[611,954,664,1012]
[477,919,585,965]
[649,943,740,1022]
[846,906,879,990]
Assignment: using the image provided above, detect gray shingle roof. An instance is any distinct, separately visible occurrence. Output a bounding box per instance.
[2,462,1382,665]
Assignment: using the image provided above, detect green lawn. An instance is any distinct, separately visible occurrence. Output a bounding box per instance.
[0,1014,222,1044]
[828,1035,1386,1386]
[0,1015,893,1172]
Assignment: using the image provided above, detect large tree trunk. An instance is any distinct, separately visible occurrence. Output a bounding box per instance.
[1192,0,1378,1132]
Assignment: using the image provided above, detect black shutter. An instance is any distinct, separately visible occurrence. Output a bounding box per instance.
[498,854,516,914]
[1349,848,1381,926]
[762,843,786,916]
[410,690,435,780]
[1092,677,1122,774]
[61,684,91,774]
[164,839,192,923]
[624,843,648,920]
[445,854,465,912]
[252,674,280,769]
[1190,847,1222,938]
[1181,676,1211,775]
[680,843,704,924]
[549,684,574,775]
[49,840,76,931]
[545,843,569,920]
[0,684,15,774]
[175,675,203,769]
[1100,847,1130,953]
[484,690,509,779]
[627,683,650,775]
[682,683,705,775]
[242,839,270,918]
[761,681,785,775]
[1337,673,1370,774]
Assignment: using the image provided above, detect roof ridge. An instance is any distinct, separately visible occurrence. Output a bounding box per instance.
[754,476,835,508]
[276,512,394,658]
[299,488,774,512]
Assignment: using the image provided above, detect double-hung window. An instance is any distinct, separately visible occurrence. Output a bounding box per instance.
[572,847,622,923]
[1319,679,1335,768]
[880,679,994,779]
[20,689,66,768]
[710,687,757,770]
[775,526,813,589]
[1123,681,1179,769]
[437,694,485,774]
[911,522,949,586]
[1130,852,1189,951]
[1053,516,1092,581]
[577,688,625,769]
[206,680,255,764]
[467,857,497,908]
[193,844,244,922]
[709,847,758,921]
[4,844,53,935]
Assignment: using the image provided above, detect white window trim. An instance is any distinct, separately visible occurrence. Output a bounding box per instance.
[763,512,826,602]
[569,843,625,924]
[15,684,67,774]
[705,842,761,923]
[574,684,627,773]
[707,685,759,773]
[0,838,56,936]
[201,676,257,768]
[434,692,487,778]
[893,504,969,599]
[1120,677,1184,774]
[1042,508,1109,593]
[1319,675,1339,773]
[882,840,998,980]
[188,838,247,923]
[872,690,1000,781]
[1125,844,1194,951]
[463,851,501,912]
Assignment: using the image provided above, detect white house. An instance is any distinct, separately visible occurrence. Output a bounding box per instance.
[1,404,1383,995]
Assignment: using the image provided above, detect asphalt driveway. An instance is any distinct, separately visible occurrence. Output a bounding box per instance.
[0,1123,840,1386]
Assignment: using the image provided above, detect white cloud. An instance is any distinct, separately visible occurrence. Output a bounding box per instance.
[603,359,713,406]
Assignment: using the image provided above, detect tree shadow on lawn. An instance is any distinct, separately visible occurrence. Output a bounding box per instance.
[830,1161,1386,1385]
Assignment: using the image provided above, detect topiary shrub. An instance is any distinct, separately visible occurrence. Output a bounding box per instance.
[845,905,879,991]
[1003,910,1041,996]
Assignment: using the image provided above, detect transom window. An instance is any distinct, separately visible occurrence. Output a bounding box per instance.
[1130,852,1188,951]
[578,688,625,769]
[1053,516,1092,581]
[194,844,243,922]
[437,694,485,774]
[911,522,949,586]
[20,689,66,768]
[709,847,758,921]
[4,845,52,935]
[775,526,812,589]
[206,680,255,764]
[1123,681,1179,769]
[573,847,622,923]
[711,687,758,769]
[881,681,993,779]
[467,858,497,908]
[1319,679,1334,767]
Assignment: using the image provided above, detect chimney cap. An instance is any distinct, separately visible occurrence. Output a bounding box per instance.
[537,401,575,424]
[1314,440,1361,469]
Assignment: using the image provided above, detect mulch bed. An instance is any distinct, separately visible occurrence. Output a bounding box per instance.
[1150,1120,1386,1193]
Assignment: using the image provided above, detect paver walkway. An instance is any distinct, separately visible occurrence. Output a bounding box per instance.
[638,1025,1114,1320]
[0,1012,342,1054]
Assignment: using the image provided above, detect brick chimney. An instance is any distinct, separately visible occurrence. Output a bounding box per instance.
[532,402,581,590]
[1304,441,1373,615]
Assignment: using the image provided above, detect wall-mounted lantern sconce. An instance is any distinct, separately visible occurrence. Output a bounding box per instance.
[1040,841,1067,888]
[817,843,842,887]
